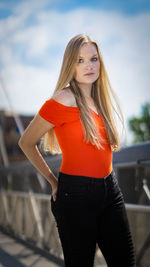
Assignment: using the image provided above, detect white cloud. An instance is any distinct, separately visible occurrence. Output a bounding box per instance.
[12,0,51,17]
[0,63,58,114]
[13,25,51,57]
[0,3,150,144]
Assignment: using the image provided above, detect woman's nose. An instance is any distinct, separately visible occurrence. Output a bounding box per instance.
[85,60,93,69]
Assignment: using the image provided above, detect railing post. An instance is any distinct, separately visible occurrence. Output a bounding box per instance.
[28,191,44,246]
[1,191,10,226]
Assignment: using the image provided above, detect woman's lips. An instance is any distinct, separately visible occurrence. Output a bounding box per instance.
[84,72,94,76]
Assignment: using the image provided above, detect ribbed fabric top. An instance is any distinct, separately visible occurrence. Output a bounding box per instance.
[39,98,112,178]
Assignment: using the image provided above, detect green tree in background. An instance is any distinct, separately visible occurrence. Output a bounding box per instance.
[128,102,150,143]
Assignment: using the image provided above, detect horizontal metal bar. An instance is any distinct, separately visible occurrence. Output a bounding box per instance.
[114,160,150,168]
[125,203,150,213]
[0,155,62,174]
[0,190,51,200]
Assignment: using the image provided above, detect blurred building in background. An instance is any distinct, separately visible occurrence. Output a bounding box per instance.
[0,110,34,164]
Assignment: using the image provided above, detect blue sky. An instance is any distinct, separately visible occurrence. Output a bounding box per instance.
[0,0,150,16]
[0,0,150,145]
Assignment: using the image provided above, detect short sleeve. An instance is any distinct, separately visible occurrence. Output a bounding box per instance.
[38,98,79,127]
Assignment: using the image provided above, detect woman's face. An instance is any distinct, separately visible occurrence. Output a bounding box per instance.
[74,43,100,86]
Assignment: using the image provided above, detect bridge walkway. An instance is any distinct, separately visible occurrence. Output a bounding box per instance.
[0,230,62,267]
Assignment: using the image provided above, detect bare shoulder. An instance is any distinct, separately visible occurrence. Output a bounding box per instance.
[52,88,76,107]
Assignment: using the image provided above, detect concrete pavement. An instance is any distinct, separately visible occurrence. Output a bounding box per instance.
[0,231,63,267]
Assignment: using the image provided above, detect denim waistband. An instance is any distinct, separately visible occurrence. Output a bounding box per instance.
[58,170,114,185]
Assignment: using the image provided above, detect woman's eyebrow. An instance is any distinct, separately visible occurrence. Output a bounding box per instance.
[78,54,98,58]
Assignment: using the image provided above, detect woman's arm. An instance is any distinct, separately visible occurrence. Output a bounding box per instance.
[18,113,58,200]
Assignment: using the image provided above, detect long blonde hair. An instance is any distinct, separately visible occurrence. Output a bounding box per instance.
[43,34,124,154]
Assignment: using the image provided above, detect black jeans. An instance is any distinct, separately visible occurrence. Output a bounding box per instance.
[51,170,136,267]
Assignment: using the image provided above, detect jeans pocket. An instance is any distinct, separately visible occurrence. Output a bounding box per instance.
[60,183,87,203]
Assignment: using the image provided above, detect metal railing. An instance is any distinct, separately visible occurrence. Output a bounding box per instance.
[0,190,62,255]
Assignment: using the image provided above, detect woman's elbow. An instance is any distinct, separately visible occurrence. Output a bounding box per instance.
[18,134,37,151]
[18,135,32,152]
[18,136,26,151]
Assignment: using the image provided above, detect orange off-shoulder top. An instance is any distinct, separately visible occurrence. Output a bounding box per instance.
[39,98,112,178]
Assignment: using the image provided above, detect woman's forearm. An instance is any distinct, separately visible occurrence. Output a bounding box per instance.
[19,142,58,187]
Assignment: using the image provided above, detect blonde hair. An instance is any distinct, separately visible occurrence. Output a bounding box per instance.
[43,34,124,154]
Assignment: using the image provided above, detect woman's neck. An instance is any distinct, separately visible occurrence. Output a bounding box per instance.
[78,83,92,98]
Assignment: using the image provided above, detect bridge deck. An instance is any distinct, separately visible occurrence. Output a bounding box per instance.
[0,231,61,267]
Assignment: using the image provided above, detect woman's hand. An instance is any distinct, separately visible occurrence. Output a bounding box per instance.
[51,181,58,202]
[111,145,118,152]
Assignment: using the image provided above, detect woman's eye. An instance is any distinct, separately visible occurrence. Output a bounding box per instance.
[91,57,98,62]
[78,58,83,63]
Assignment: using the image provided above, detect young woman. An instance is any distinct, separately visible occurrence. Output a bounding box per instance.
[18,34,136,267]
